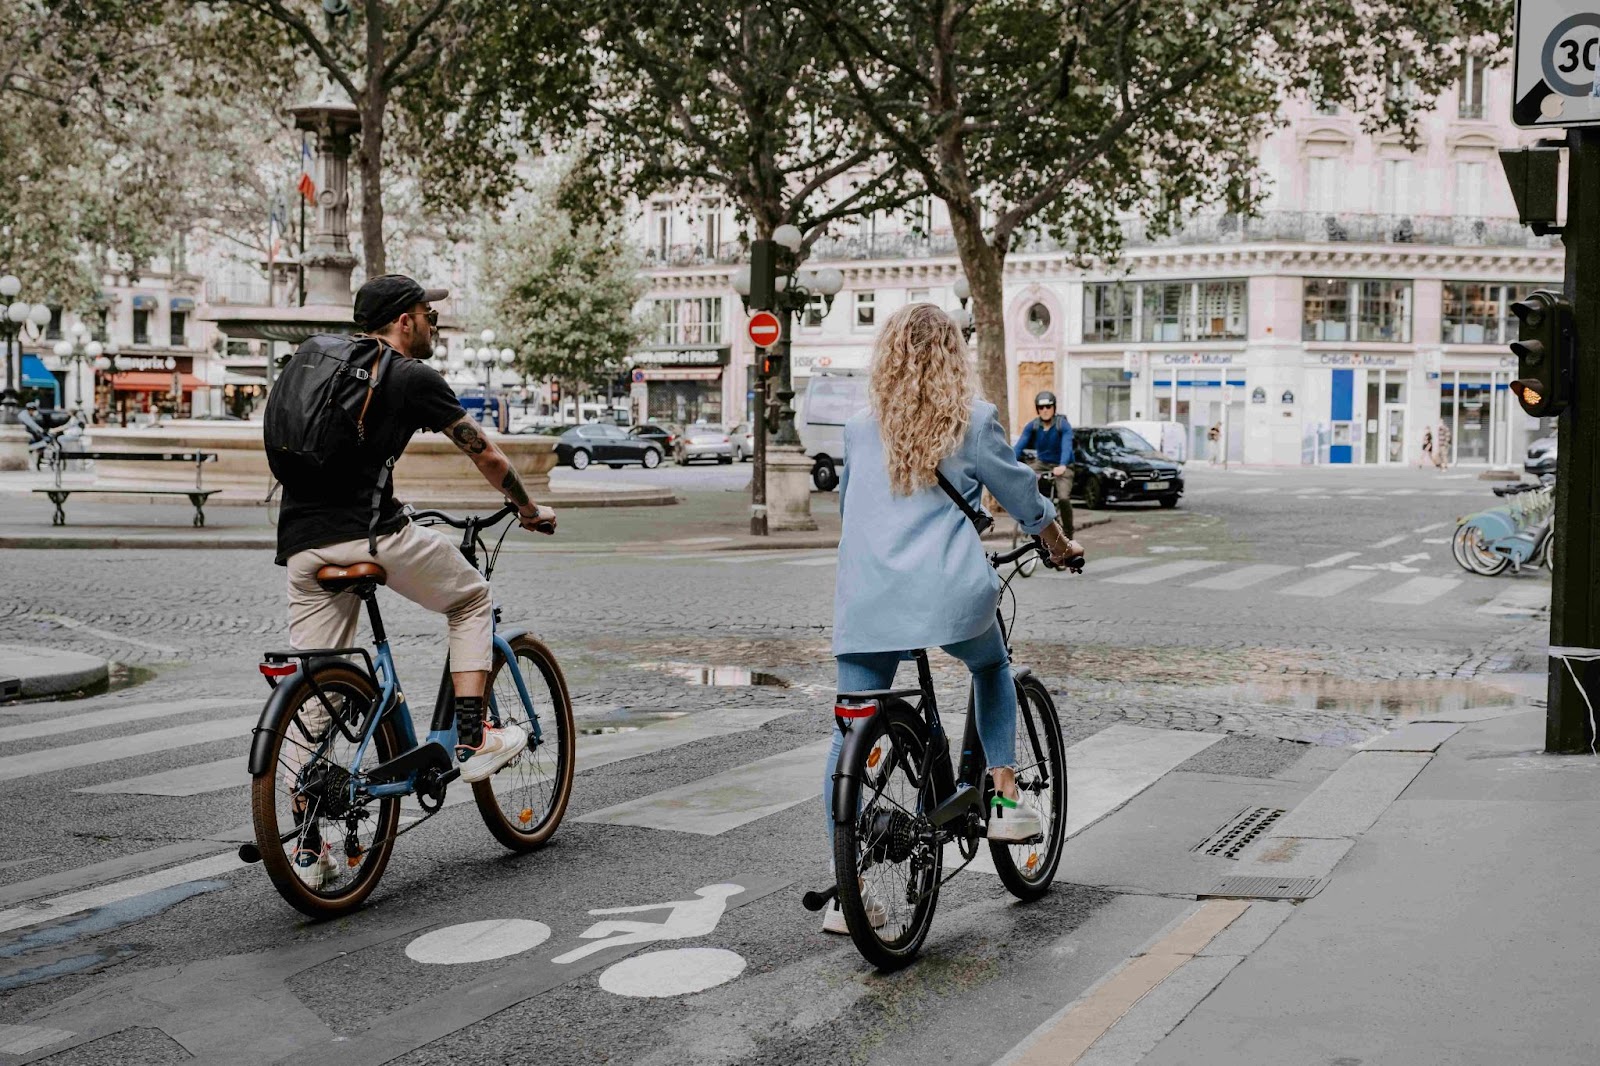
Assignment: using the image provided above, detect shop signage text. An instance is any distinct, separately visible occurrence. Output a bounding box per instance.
[1315,353,1402,367]
[630,347,729,367]
[1156,353,1235,366]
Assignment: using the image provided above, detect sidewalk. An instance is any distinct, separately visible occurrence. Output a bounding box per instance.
[0,644,109,701]
[1002,695,1600,1065]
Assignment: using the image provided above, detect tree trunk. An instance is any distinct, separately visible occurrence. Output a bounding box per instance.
[948,205,1010,433]
[358,1,388,276]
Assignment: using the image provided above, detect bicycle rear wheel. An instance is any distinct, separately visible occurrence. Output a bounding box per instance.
[250,665,401,919]
[989,674,1068,900]
[475,634,576,852]
[833,706,942,971]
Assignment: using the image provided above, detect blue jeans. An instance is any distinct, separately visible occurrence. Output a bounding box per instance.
[822,621,1016,848]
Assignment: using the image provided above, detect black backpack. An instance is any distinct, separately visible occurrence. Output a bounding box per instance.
[264,333,397,554]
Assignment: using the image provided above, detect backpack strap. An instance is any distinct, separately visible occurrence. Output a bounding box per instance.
[936,469,993,535]
[354,345,394,444]
[358,343,397,556]
[368,455,396,557]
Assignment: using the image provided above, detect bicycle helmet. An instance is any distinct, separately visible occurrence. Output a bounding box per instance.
[1034,391,1056,408]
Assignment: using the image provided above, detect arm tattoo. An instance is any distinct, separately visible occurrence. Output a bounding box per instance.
[500,468,531,507]
[448,418,488,456]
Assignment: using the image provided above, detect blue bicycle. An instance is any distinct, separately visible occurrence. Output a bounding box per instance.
[244,504,575,919]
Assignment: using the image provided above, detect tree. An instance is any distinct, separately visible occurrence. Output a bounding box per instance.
[807,0,1509,430]
[479,168,650,410]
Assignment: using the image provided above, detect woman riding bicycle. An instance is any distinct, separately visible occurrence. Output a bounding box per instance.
[821,303,1079,933]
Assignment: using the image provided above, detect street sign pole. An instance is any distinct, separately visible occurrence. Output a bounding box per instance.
[751,358,768,537]
[1548,125,1600,753]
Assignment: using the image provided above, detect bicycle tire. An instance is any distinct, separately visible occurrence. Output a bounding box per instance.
[832,705,942,971]
[1454,525,1508,576]
[474,635,576,852]
[989,674,1068,900]
[250,664,401,919]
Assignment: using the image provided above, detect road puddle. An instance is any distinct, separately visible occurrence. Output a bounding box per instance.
[636,662,791,688]
[1210,678,1515,718]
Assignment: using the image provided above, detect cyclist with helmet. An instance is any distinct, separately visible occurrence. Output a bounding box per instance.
[1013,390,1074,536]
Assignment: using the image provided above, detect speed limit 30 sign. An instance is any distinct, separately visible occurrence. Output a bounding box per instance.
[1514,0,1600,126]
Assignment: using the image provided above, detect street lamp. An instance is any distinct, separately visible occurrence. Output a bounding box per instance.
[951,275,975,341]
[52,321,105,413]
[0,275,54,424]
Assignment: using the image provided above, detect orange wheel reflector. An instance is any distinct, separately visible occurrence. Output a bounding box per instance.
[347,855,361,868]
[1024,854,1038,871]
[866,747,883,769]
[518,808,535,824]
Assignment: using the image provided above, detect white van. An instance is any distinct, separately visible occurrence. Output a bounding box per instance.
[799,370,869,490]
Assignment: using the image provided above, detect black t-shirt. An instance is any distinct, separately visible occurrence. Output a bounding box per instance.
[274,351,467,564]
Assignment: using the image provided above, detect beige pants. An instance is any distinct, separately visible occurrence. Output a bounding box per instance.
[286,520,494,673]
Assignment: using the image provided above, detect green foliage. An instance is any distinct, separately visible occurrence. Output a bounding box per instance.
[480,171,649,393]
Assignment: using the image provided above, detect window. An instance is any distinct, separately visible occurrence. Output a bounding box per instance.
[133,309,151,345]
[1302,279,1352,341]
[171,311,187,347]
[1195,281,1246,339]
[648,297,723,347]
[702,202,722,256]
[1443,282,1537,344]
[1456,161,1486,218]
[806,376,868,425]
[1381,159,1412,216]
[1084,284,1136,342]
[912,196,935,235]
[225,338,251,358]
[1459,56,1486,119]
[1307,157,1342,213]
[908,288,930,305]
[652,202,671,259]
[1313,99,1342,116]
[802,294,825,330]
[46,306,62,341]
[855,291,875,329]
[1142,283,1186,341]
[1025,302,1052,337]
[94,310,109,342]
[1357,280,1411,342]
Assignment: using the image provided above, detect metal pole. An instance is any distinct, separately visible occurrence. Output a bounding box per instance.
[0,325,15,423]
[772,289,800,447]
[751,356,768,536]
[1548,126,1600,753]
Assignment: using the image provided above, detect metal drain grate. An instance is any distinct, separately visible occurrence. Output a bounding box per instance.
[1200,875,1322,901]
[1193,806,1286,860]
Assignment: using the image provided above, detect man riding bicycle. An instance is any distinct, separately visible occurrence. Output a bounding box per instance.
[274,275,557,822]
[1012,390,1074,537]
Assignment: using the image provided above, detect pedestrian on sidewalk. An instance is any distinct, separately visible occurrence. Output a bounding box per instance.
[820,302,1079,934]
[1419,428,1433,468]
[1435,422,1452,470]
[1207,423,1222,465]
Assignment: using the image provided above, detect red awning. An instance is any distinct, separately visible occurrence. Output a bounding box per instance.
[111,372,206,393]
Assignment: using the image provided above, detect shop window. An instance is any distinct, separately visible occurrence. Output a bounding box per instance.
[855,291,875,329]
[133,309,151,345]
[1356,280,1411,342]
[1024,302,1052,337]
[1083,283,1135,342]
[171,311,187,347]
[1443,282,1537,344]
[1142,283,1186,341]
[1079,368,1131,424]
[1195,280,1246,339]
[1302,279,1352,341]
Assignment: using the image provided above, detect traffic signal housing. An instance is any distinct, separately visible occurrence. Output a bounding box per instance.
[1509,290,1574,418]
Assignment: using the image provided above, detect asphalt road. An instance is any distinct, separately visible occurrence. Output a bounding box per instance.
[0,463,1547,1065]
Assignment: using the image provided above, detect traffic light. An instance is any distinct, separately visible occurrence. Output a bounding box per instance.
[1509,290,1574,418]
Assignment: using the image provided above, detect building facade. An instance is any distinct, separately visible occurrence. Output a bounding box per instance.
[635,58,1559,467]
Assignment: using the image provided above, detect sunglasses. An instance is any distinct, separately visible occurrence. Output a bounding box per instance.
[1037,404,1055,410]
[413,308,439,328]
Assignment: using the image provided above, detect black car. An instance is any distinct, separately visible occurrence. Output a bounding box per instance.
[554,424,663,470]
[1069,426,1184,509]
[628,423,679,455]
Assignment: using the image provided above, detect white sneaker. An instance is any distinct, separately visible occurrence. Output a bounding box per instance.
[822,880,888,934]
[458,723,529,783]
[292,843,338,890]
[987,793,1043,843]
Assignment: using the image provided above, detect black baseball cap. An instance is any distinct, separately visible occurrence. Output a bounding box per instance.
[353,274,448,331]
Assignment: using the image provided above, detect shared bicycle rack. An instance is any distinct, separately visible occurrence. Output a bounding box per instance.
[1452,484,1555,576]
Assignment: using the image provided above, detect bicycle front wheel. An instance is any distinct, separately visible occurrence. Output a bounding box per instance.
[475,634,576,851]
[833,706,942,971]
[990,673,1068,900]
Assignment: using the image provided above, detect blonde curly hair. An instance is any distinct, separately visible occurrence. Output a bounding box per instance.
[869,303,976,496]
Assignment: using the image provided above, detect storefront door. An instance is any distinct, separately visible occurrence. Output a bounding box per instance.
[1384,404,1406,464]
[1362,370,1407,464]
[1154,368,1242,463]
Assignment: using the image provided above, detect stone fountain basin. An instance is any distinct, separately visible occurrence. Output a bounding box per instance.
[81,423,673,508]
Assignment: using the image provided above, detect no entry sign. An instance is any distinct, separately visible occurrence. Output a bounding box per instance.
[747,311,781,348]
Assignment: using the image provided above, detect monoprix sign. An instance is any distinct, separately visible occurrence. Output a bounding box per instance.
[1513,0,1600,126]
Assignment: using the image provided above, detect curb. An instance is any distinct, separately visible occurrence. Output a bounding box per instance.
[0,644,110,702]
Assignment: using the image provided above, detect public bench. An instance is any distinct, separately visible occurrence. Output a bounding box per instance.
[33,450,219,527]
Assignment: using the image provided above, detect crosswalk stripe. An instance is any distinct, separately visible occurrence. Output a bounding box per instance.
[1185,564,1297,591]
[782,555,838,567]
[1477,585,1551,616]
[1367,534,1408,549]
[1370,576,1462,605]
[0,699,255,746]
[0,716,256,783]
[76,758,245,797]
[1240,487,1275,495]
[0,851,242,937]
[1290,488,1321,495]
[1306,551,1360,568]
[1080,556,1150,574]
[1280,570,1379,598]
[1413,522,1448,534]
[1102,560,1221,586]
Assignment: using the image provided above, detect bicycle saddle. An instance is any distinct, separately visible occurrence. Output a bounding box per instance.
[314,562,388,592]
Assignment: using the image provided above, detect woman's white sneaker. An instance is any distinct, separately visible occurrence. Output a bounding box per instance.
[458,724,529,783]
[822,881,889,934]
[986,793,1043,842]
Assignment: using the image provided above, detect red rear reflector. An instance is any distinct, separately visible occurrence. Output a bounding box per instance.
[259,662,298,678]
[834,701,878,718]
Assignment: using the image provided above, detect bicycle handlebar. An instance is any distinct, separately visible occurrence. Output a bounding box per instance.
[990,537,1085,573]
[409,502,517,530]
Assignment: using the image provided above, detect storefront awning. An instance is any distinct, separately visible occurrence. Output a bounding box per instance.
[640,368,721,381]
[170,297,196,312]
[112,371,205,393]
[21,354,57,389]
[130,294,159,311]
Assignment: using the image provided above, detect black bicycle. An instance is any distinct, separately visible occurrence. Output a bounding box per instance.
[805,538,1081,970]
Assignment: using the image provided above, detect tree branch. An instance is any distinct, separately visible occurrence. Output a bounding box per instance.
[226,0,360,100]
[382,0,453,85]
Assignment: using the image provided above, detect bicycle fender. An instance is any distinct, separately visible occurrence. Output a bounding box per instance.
[1012,665,1036,687]
[246,657,373,776]
[495,626,530,646]
[830,696,913,826]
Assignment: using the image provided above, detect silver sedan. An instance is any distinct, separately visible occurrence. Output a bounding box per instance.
[675,423,735,464]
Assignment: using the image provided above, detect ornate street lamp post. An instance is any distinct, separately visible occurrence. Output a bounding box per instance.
[951,275,976,342]
[53,321,115,413]
[0,274,54,425]
[472,328,516,430]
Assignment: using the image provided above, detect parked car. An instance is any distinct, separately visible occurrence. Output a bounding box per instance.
[729,422,754,462]
[675,423,735,464]
[1070,426,1185,509]
[1108,419,1187,463]
[1526,435,1557,475]
[553,424,663,470]
[799,371,868,490]
[628,423,679,456]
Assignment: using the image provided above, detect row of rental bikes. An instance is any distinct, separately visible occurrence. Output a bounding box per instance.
[1452,475,1556,577]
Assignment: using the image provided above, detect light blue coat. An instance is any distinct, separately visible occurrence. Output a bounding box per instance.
[833,400,1054,655]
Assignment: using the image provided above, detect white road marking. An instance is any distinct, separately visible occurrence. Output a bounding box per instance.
[1367,534,1408,549]
[1240,487,1275,495]
[782,554,838,567]
[577,740,831,835]
[1477,585,1551,616]
[1370,576,1462,605]
[1279,570,1379,598]
[668,536,734,545]
[0,716,256,783]
[598,947,746,998]
[0,699,255,746]
[405,919,551,964]
[1079,556,1151,574]
[0,852,241,936]
[1422,537,1450,544]
[0,1026,75,1055]
[1413,522,1448,534]
[22,613,179,654]
[1306,551,1360,569]
[76,757,246,797]
[554,884,741,964]
[1186,564,1297,591]
[1102,560,1222,586]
